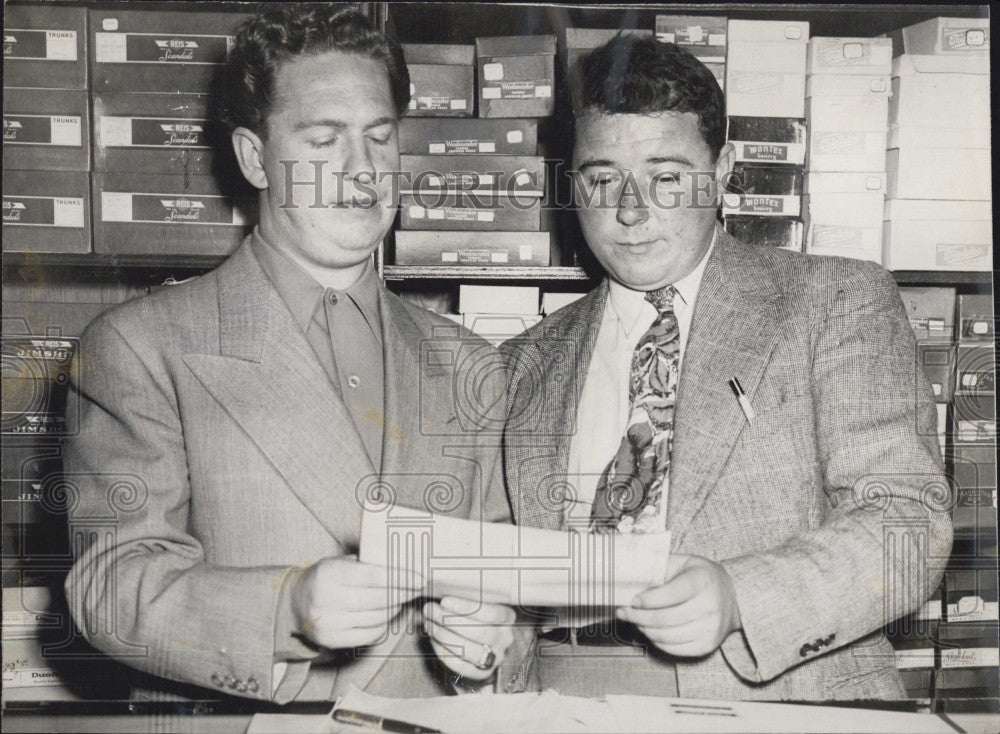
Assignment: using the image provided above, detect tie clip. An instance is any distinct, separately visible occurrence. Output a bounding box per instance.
[729,377,756,425]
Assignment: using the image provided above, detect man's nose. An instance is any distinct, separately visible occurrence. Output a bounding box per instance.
[344,137,376,181]
[616,191,650,227]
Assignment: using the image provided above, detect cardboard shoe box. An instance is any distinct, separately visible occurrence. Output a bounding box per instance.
[3,170,90,254]
[401,193,540,232]
[400,154,544,194]
[654,16,727,62]
[899,17,989,56]
[890,59,990,129]
[914,341,956,402]
[93,92,235,176]
[938,622,1000,669]
[958,294,994,341]
[955,343,996,395]
[3,89,89,172]
[459,285,539,315]
[89,8,251,94]
[807,37,892,75]
[805,74,891,98]
[806,96,889,172]
[476,35,556,118]
[403,44,475,117]
[93,172,256,257]
[804,172,886,195]
[724,216,803,251]
[722,164,802,217]
[562,27,654,78]
[804,191,884,262]
[727,117,806,166]
[394,230,550,266]
[887,125,990,151]
[953,394,996,444]
[3,4,88,90]
[726,41,807,118]
[886,148,991,202]
[897,286,956,342]
[398,118,537,155]
[883,199,992,271]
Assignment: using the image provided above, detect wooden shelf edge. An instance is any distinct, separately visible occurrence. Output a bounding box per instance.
[381,265,592,281]
[2,253,228,270]
[890,271,994,286]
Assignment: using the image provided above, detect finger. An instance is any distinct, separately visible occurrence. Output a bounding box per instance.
[428,637,495,682]
[424,603,513,648]
[319,584,421,612]
[440,596,516,625]
[423,611,513,657]
[636,618,710,647]
[304,622,390,650]
[630,567,699,610]
[335,560,425,590]
[617,596,703,628]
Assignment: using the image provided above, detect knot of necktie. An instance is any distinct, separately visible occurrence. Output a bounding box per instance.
[644,285,677,316]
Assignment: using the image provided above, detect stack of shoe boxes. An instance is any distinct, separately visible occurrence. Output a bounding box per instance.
[883,18,991,272]
[451,285,542,345]
[3,3,91,254]
[803,36,892,264]
[723,20,809,252]
[654,15,726,89]
[88,7,255,257]
[395,37,553,268]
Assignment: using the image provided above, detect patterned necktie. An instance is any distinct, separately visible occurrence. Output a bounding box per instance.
[591,286,680,534]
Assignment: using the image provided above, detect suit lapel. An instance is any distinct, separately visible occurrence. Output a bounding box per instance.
[668,227,790,547]
[182,241,377,551]
[513,282,607,530]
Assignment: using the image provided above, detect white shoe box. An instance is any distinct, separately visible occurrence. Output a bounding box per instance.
[884,199,992,271]
[806,96,889,172]
[886,147,991,200]
[807,37,892,75]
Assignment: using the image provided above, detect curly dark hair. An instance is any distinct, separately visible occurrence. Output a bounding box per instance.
[220,3,410,136]
[573,35,726,159]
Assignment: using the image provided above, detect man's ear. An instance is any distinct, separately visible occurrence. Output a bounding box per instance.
[232,127,268,190]
[713,142,736,206]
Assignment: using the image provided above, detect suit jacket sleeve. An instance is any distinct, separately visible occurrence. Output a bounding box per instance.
[63,315,315,703]
[717,261,953,683]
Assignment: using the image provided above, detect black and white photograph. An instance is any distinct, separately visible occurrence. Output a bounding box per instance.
[1,1,996,732]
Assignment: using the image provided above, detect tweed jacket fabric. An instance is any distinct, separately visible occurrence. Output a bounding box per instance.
[501,226,953,700]
[63,237,511,703]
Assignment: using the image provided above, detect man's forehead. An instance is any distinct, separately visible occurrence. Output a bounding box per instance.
[574,110,708,160]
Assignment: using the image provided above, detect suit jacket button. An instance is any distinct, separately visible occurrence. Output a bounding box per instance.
[210,673,224,687]
[799,644,810,658]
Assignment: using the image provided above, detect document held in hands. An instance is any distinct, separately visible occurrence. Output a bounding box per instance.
[358,504,672,607]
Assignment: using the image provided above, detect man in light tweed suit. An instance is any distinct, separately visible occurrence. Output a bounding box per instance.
[65,5,520,704]
[502,37,952,700]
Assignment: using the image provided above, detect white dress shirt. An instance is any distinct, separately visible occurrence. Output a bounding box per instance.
[564,235,715,525]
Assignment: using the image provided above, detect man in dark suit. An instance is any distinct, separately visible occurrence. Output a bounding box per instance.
[503,36,952,700]
[65,4,519,703]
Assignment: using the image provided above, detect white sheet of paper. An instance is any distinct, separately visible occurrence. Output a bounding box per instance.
[358,506,672,607]
[603,695,960,734]
[330,685,618,734]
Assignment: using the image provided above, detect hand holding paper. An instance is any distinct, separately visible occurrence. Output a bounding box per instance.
[289,555,424,650]
[423,596,516,681]
[358,506,672,608]
[617,554,742,657]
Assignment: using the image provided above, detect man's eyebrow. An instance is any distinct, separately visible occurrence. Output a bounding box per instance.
[647,155,695,167]
[576,159,616,170]
[293,118,347,132]
[364,116,396,131]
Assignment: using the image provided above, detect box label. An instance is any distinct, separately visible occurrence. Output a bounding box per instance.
[411,96,466,111]
[482,80,550,99]
[3,29,77,61]
[734,141,806,164]
[100,116,210,148]
[937,243,991,267]
[812,132,867,155]
[101,192,243,225]
[943,26,989,51]
[811,225,870,250]
[1,337,76,435]
[2,197,84,228]
[3,115,82,147]
[940,647,1000,669]
[818,41,891,68]
[730,72,782,94]
[723,194,799,216]
[95,32,234,64]
[2,668,66,688]
[426,139,495,154]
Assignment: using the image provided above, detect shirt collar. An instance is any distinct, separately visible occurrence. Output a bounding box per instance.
[607,229,716,336]
[250,227,382,341]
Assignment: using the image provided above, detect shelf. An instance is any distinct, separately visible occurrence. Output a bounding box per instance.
[2,253,228,271]
[381,265,592,281]
[890,271,994,287]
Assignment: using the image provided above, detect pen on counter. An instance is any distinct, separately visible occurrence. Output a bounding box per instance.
[333,708,442,734]
[729,377,756,425]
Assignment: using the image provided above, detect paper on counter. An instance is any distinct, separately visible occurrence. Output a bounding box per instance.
[331,685,618,734]
[604,696,959,734]
[359,507,671,608]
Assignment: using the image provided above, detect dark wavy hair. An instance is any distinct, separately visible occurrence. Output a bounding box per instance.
[573,35,726,159]
[220,3,410,136]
